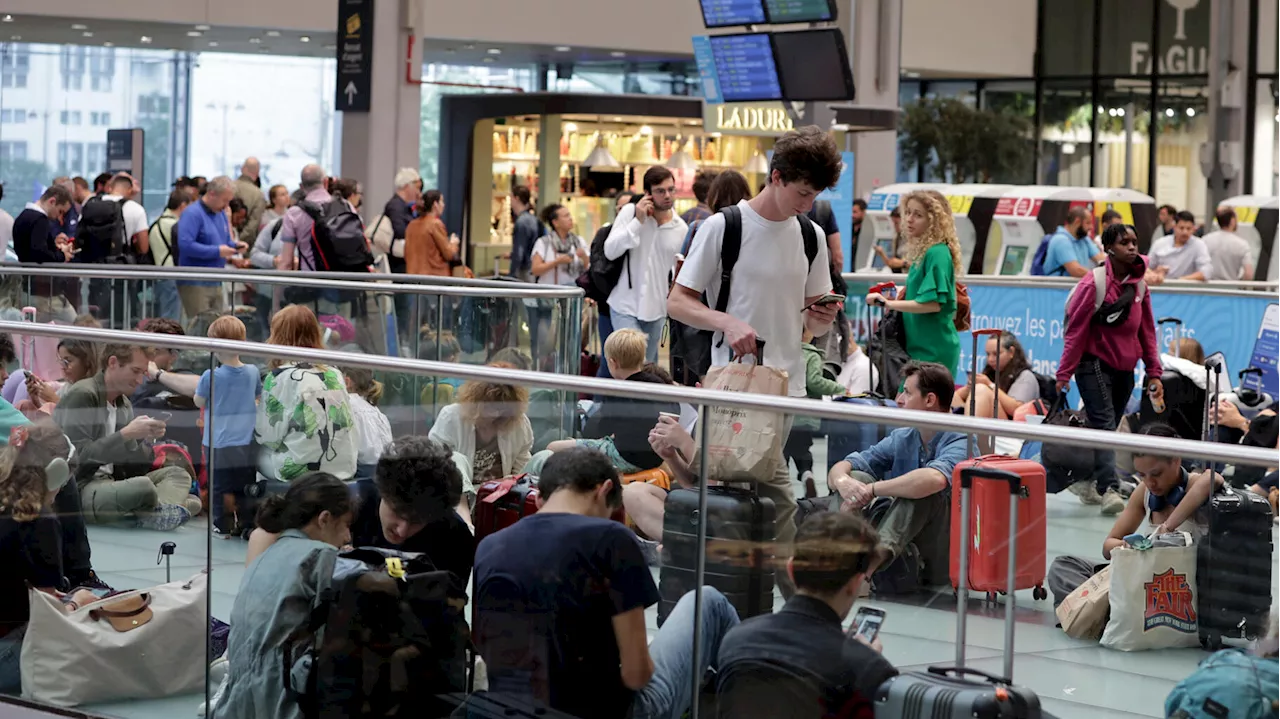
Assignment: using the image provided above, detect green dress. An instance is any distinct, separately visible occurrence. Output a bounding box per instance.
[902,243,960,376]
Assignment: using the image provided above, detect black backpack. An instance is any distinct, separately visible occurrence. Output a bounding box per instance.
[576,223,631,304]
[298,199,374,273]
[75,194,130,264]
[670,206,819,384]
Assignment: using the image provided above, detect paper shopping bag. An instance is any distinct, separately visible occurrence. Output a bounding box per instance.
[1100,532,1200,651]
[695,360,789,482]
[1056,565,1111,640]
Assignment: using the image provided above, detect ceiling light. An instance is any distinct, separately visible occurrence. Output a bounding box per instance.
[486,48,501,55]
[554,45,571,52]
[1165,108,1174,117]
[323,44,336,50]
[482,57,494,63]
[1,15,12,23]
[583,140,620,169]
[187,30,202,37]
[299,35,310,42]
[103,42,113,47]
[194,24,211,31]
[1097,106,1105,114]
[462,43,475,50]
[71,23,87,30]
[612,116,622,121]
[1186,107,1195,117]
[563,121,578,132]
[610,51,626,58]
[1116,107,1125,117]
[81,31,93,38]
[9,35,19,40]
[744,153,769,174]
[208,41,218,47]
[638,125,653,135]
[258,47,271,53]
[666,137,697,171]
[1107,108,1117,117]
[248,37,261,44]
[266,30,280,37]
[140,35,152,44]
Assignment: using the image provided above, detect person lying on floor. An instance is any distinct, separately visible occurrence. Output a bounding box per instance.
[471,446,738,719]
[621,414,698,553]
[826,361,968,589]
[1048,422,1221,607]
[524,328,678,478]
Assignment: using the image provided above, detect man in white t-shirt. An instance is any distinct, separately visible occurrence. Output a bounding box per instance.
[604,166,688,363]
[668,126,844,598]
[1201,207,1255,281]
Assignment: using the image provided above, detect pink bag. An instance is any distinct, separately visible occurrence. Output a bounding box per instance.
[317,314,356,345]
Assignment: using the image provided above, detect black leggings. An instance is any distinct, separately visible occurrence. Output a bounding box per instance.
[783,427,814,477]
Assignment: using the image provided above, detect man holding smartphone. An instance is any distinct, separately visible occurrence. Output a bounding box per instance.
[716,513,898,715]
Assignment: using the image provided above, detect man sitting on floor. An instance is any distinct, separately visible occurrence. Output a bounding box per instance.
[472,446,738,719]
[717,512,899,718]
[827,361,968,589]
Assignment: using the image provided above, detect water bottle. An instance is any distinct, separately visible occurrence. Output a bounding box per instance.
[1149,380,1165,413]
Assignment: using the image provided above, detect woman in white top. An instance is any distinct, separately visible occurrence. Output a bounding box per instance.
[258,184,290,231]
[343,366,392,480]
[531,204,589,286]
[952,330,1042,419]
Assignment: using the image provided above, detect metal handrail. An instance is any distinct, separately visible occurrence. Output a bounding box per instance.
[0,265,583,299]
[842,272,1279,297]
[5,320,1275,469]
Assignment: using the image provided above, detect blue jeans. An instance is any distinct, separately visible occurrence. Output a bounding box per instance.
[611,311,663,364]
[154,279,182,323]
[632,587,739,719]
[0,625,24,694]
[1074,356,1135,494]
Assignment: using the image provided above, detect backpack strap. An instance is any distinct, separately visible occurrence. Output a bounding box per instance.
[713,206,744,348]
[797,213,819,269]
[1091,265,1107,312]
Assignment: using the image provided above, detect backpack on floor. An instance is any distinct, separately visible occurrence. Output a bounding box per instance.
[1164,648,1279,719]
[298,199,374,273]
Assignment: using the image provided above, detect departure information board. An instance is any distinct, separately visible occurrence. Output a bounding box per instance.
[763,0,835,23]
[708,33,782,102]
[699,0,766,28]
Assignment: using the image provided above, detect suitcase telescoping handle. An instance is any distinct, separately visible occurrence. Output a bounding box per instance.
[1157,317,1182,358]
[954,464,1022,682]
[968,328,1002,419]
[868,282,896,397]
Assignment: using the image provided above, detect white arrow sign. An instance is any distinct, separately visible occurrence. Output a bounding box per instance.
[344,81,358,105]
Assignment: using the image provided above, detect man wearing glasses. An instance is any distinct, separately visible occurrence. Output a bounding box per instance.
[603,167,688,363]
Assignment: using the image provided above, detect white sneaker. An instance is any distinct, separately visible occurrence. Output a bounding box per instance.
[1100,488,1126,516]
[1067,481,1103,506]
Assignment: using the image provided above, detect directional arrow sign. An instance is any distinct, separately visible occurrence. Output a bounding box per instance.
[334,0,372,112]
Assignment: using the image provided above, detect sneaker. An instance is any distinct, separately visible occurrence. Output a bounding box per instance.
[638,538,661,567]
[1067,481,1103,506]
[1116,478,1138,499]
[137,504,191,531]
[1100,488,1126,516]
[801,471,817,499]
[183,496,204,518]
[70,570,114,594]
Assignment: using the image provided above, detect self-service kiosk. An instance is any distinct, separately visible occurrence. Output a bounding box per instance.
[1217,195,1278,281]
[945,184,1015,274]
[985,186,1158,275]
[859,183,949,272]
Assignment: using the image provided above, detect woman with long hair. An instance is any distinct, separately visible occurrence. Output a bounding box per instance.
[680,169,752,257]
[216,473,356,719]
[255,305,359,482]
[342,366,391,480]
[13,339,100,415]
[259,184,291,232]
[404,189,457,278]
[952,330,1042,419]
[864,191,961,375]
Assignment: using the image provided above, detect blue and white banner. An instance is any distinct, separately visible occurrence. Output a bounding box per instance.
[817,151,855,271]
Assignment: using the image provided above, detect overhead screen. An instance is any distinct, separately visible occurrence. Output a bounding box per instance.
[699,0,836,27]
[706,29,854,102]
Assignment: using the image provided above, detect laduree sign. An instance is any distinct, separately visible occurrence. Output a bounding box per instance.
[702,102,795,137]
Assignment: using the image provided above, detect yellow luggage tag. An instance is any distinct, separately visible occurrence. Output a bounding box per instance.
[385,557,406,580]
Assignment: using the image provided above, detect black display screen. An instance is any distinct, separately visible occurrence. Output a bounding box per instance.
[771,28,854,101]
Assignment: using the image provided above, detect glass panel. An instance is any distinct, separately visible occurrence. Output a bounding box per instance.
[1253,78,1279,197]
[1153,80,1209,223]
[980,81,1037,184]
[1097,79,1152,193]
[1039,80,1094,185]
[1040,0,1097,77]
[896,80,921,182]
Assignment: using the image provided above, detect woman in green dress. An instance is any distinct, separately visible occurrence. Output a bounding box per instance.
[864,191,961,376]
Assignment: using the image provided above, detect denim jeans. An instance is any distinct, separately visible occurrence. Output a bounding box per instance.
[0,625,25,694]
[1074,356,1135,493]
[154,279,182,324]
[632,587,739,719]
[610,311,663,364]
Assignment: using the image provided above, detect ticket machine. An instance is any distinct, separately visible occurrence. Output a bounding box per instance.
[859,183,949,272]
[945,184,1015,274]
[986,186,1158,275]
[1217,195,1279,281]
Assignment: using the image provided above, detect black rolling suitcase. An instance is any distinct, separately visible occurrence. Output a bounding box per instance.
[1196,485,1275,649]
[658,486,775,625]
[875,465,1042,719]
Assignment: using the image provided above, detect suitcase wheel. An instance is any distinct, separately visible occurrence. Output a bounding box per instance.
[1033,586,1048,601]
[986,591,998,603]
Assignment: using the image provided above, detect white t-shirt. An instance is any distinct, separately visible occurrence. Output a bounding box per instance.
[101,401,118,476]
[101,195,149,240]
[531,234,590,286]
[1200,229,1254,281]
[676,199,831,397]
[604,203,687,322]
[0,209,14,262]
[837,345,879,396]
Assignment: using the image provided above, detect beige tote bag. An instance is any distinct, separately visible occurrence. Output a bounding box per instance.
[21,572,207,706]
[697,353,790,482]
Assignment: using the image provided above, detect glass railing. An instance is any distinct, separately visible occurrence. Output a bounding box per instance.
[0,320,1273,719]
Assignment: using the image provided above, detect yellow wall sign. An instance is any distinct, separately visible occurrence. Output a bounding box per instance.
[1234,206,1260,224]
[703,103,795,136]
[1095,201,1134,226]
[947,195,974,216]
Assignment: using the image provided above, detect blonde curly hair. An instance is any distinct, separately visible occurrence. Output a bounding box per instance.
[0,422,70,522]
[901,191,962,276]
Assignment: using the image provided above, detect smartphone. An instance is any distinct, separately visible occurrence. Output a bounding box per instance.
[849,606,886,643]
[813,292,845,307]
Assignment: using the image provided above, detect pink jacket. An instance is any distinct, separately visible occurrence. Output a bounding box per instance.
[1057,255,1162,382]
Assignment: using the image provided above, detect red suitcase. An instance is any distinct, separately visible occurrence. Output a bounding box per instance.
[473,474,541,542]
[949,455,1048,601]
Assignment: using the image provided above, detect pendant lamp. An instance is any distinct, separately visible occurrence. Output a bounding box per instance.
[743,152,769,174]
[666,136,698,171]
[582,120,620,169]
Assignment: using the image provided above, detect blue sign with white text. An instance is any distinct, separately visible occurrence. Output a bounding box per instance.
[692,36,722,104]
[1241,303,1278,397]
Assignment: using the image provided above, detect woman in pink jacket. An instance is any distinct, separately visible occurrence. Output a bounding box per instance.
[1056,223,1164,515]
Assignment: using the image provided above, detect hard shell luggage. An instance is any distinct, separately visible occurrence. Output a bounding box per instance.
[876,465,1043,719]
[473,475,540,543]
[1196,485,1275,650]
[948,455,1048,601]
[658,486,775,625]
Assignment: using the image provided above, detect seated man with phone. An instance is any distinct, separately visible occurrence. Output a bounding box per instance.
[716,512,898,718]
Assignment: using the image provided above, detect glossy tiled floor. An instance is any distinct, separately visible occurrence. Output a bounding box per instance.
[58,438,1276,719]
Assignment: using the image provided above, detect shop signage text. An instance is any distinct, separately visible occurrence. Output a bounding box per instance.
[704,103,794,136]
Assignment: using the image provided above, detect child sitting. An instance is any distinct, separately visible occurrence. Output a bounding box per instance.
[195,317,261,537]
[524,328,678,477]
[792,326,853,497]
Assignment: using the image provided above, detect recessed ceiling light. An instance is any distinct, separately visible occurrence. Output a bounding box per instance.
[258,47,271,53]
[612,116,622,121]
[9,35,19,40]
[323,44,336,50]
[103,42,113,47]
[610,51,626,57]
[1186,107,1195,117]
[482,57,495,63]
[248,37,261,44]
[2,15,13,23]
[140,35,152,44]
[486,48,501,55]
[186,30,202,37]
[81,31,93,38]
[554,46,571,52]
[194,24,210,31]
[444,48,456,54]
[265,30,280,37]
[208,41,218,47]
[299,35,310,42]
[462,44,475,50]
[71,23,87,30]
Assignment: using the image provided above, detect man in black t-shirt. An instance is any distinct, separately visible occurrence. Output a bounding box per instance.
[717,512,898,718]
[351,436,476,597]
[472,447,739,719]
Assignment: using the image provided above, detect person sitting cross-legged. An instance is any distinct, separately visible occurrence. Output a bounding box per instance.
[826,361,969,589]
[471,446,739,719]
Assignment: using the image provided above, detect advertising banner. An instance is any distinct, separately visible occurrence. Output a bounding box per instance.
[817,152,856,271]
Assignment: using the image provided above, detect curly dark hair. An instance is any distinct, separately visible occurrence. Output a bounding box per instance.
[0,333,15,366]
[770,126,842,192]
[138,317,184,336]
[374,436,463,524]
